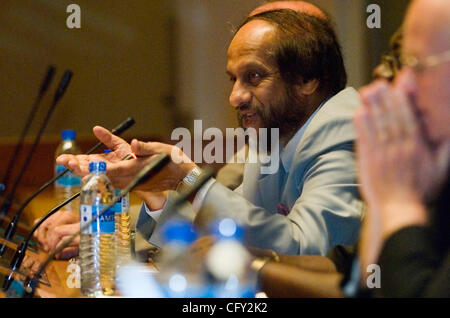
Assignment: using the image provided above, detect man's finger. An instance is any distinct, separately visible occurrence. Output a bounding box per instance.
[131,140,172,157]
[55,235,80,251]
[56,246,79,260]
[379,85,403,140]
[106,159,142,178]
[363,81,391,142]
[57,155,88,176]
[131,139,157,156]
[391,87,419,137]
[56,154,75,166]
[47,223,80,250]
[93,126,128,151]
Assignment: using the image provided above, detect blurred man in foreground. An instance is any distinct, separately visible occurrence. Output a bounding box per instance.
[355,0,450,297]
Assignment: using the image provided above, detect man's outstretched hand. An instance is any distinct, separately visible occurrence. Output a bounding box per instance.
[56,126,132,178]
[56,125,198,210]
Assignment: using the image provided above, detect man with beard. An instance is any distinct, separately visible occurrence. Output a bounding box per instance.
[57,9,363,256]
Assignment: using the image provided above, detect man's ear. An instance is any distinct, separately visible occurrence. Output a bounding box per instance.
[295,79,320,96]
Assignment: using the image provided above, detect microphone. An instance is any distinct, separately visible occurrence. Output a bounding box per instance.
[1,66,56,195]
[0,70,73,217]
[20,153,171,297]
[0,117,135,257]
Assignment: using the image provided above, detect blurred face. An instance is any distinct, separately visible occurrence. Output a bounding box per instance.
[227,20,306,139]
[401,3,450,144]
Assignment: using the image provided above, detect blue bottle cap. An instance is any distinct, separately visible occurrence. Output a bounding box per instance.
[210,218,244,241]
[161,220,197,245]
[89,161,107,173]
[61,129,76,141]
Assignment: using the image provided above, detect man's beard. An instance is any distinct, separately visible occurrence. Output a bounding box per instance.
[237,84,308,143]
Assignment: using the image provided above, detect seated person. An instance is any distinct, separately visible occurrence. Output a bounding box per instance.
[355,0,450,297]
[56,9,363,257]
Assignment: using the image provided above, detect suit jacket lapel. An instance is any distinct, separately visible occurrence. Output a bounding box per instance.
[242,161,263,205]
[257,169,282,213]
[242,146,283,213]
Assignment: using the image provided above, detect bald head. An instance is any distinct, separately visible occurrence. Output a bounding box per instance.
[400,0,450,143]
[404,0,450,55]
[249,1,327,20]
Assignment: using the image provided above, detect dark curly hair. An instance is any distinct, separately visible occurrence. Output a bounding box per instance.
[237,9,347,96]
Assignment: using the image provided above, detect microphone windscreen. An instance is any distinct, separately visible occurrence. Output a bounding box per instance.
[54,70,73,102]
[39,65,56,96]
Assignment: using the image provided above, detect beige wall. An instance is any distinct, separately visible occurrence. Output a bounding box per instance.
[170,0,262,132]
[171,0,407,133]
[0,0,173,141]
[0,0,409,144]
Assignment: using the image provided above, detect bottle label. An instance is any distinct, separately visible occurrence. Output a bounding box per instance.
[55,165,82,187]
[113,190,129,214]
[80,204,115,234]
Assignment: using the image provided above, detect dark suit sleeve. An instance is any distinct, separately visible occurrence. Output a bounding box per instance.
[375,226,450,298]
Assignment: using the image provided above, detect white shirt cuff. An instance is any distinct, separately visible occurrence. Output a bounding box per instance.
[192,178,216,213]
[143,203,164,222]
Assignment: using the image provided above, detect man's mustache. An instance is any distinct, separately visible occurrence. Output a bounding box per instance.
[235,103,261,119]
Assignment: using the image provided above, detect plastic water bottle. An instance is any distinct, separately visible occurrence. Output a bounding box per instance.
[206,218,256,297]
[54,129,82,212]
[114,189,131,269]
[79,161,116,297]
[155,220,211,298]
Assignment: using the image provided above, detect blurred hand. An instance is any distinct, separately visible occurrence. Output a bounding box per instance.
[354,75,450,276]
[34,210,78,252]
[21,254,43,275]
[134,190,168,211]
[355,77,449,210]
[45,222,80,260]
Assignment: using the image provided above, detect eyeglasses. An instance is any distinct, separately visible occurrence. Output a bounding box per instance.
[400,49,450,73]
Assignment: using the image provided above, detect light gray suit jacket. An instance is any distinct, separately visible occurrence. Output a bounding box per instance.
[137,87,364,256]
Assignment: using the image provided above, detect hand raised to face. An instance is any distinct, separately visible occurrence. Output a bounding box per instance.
[354,75,450,273]
[355,75,450,207]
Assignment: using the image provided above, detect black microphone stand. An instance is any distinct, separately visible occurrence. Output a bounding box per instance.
[0,70,72,217]
[1,66,56,196]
